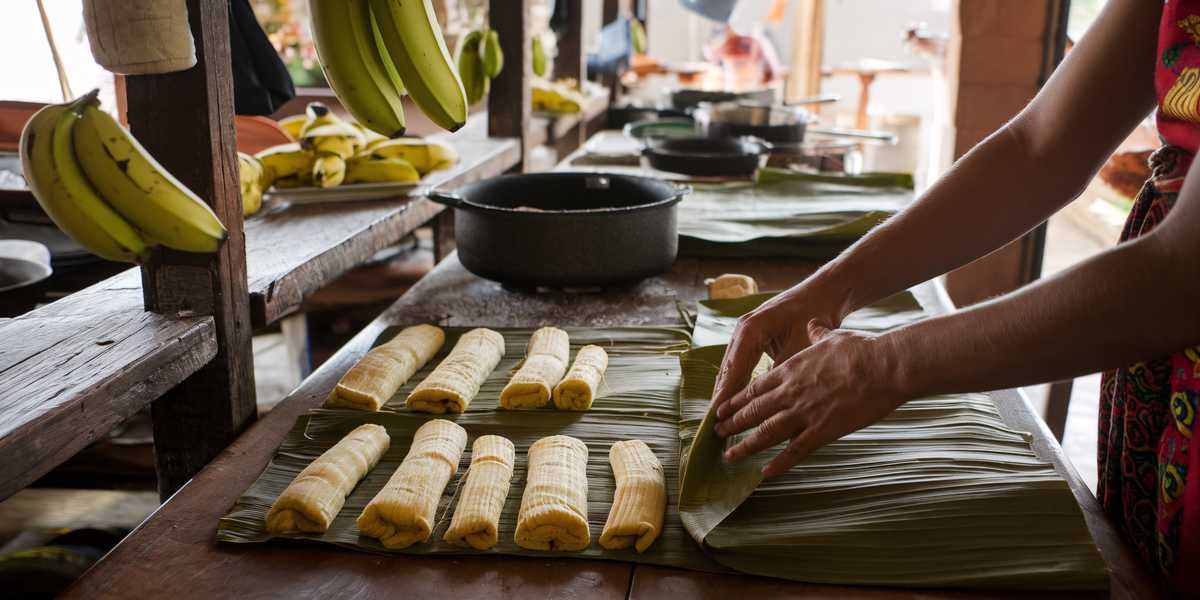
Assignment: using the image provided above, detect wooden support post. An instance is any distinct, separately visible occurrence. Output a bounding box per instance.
[943,0,1068,307]
[489,0,533,172]
[125,0,256,499]
[603,0,630,25]
[553,0,586,157]
[786,0,825,102]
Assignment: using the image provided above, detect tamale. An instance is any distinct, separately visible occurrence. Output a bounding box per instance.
[552,345,608,410]
[514,435,590,551]
[327,324,445,411]
[407,328,505,413]
[500,327,569,409]
[443,435,516,550]
[600,440,666,552]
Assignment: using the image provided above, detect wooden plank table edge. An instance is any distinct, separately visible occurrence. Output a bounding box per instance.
[0,313,216,501]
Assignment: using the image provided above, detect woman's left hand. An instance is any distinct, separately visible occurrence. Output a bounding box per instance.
[713,319,912,478]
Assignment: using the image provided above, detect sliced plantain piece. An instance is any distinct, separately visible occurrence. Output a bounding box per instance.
[514,435,590,551]
[443,434,515,550]
[500,327,569,409]
[599,439,666,553]
[266,424,390,533]
[327,324,445,411]
[552,345,608,410]
[356,419,467,549]
[407,328,506,414]
[706,273,759,299]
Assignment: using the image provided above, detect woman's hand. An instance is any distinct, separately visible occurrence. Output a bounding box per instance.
[709,281,847,421]
[713,321,911,478]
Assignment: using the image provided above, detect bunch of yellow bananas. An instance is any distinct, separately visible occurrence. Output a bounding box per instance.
[19,90,228,263]
[532,78,586,114]
[455,28,504,106]
[255,102,459,192]
[308,0,469,136]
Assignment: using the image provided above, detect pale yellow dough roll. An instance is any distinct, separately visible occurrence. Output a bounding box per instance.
[327,324,445,411]
[515,435,590,551]
[443,435,516,550]
[706,273,758,299]
[500,327,570,409]
[357,419,467,548]
[599,439,666,553]
[407,328,505,414]
[266,424,390,533]
[553,345,608,410]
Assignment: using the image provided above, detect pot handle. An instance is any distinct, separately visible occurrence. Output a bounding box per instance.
[672,184,693,198]
[427,190,467,209]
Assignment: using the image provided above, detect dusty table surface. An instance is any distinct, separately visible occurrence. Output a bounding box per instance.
[63,253,1158,599]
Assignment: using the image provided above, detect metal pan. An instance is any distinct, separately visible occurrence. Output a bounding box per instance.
[693,100,897,145]
[641,135,771,178]
[427,173,688,288]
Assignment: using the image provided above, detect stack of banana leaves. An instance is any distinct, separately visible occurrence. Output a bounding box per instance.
[677,168,915,258]
[219,299,1109,590]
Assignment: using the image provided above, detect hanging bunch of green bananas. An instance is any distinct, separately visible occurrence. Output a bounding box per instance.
[19,90,228,263]
[455,28,504,106]
[309,0,468,135]
[630,18,648,55]
[532,34,548,78]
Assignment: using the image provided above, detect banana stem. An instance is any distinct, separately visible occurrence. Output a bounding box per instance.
[36,0,74,102]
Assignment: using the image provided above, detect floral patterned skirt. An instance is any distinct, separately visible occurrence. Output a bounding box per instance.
[1098,145,1200,592]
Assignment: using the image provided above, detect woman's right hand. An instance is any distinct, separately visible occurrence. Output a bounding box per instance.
[709,279,849,418]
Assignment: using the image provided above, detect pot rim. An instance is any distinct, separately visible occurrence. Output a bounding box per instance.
[443,173,688,216]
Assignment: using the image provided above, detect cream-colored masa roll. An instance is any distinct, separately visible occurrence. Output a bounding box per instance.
[706,273,758,299]
[266,424,390,533]
[357,419,467,548]
[500,327,569,409]
[552,345,608,410]
[443,435,516,550]
[514,435,590,551]
[327,324,445,411]
[407,328,505,413]
[599,439,666,553]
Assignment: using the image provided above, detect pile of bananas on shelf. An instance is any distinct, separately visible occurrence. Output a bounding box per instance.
[308,0,468,137]
[455,28,504,106]
[20,90,228,263]
[531,78,587,114]
[250,102,459,206]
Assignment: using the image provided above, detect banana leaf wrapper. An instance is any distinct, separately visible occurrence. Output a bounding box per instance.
[218,326,725,573]
[677,292,1108,590]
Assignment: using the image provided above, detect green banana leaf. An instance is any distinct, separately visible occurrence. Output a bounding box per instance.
[677,168,912,258]
[218,326,727,574]
[677,296,1108,590]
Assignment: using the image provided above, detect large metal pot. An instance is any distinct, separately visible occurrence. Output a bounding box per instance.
[427,173,688,288]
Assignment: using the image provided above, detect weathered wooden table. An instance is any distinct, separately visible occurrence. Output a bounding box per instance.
[63,253,1159,599]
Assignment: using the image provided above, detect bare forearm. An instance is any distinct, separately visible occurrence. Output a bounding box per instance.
[890,234,1200,397]
[812,125,1106,319]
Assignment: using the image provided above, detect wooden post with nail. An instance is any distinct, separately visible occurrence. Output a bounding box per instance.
[123,0,256,499]
[488,0,533,172]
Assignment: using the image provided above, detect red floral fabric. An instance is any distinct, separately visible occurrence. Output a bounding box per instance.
[1098,2,1200,592]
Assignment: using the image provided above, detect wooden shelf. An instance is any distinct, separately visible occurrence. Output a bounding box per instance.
[0,269,216,501]
[528,92,609,148]
[244,120,520,327]
[60,250,1157,599]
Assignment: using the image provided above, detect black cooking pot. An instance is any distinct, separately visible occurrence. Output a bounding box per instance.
[427,173,688,288]
[642,135,772,178]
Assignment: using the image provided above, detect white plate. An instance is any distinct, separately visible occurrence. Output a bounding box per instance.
[264,180,424,205]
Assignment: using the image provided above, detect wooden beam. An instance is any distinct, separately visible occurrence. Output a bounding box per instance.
[786,0,825,102]
[943,0,1068,307]
[488,0,533,172]
[603,0,630,25]
[553,0,585,82]
[124,0,256,499]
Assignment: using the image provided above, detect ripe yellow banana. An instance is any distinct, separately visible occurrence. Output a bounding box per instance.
[361,138,457,175]
[344,155,420,184]
[369,0,468,132]
[277,114,307,140]
[72,101,226,254]
[482,30,503,79]
[456,30,489,106]
[312,154,347,188]
[532,79,583,114]
[255,143,315,183]
[238,152,266,216]
[19,94,148,263]
[309,0,406,137]
[300,103,365,160]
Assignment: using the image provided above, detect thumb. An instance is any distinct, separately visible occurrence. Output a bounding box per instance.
[806,318,834,343]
